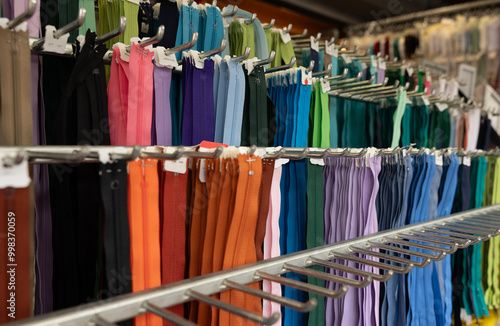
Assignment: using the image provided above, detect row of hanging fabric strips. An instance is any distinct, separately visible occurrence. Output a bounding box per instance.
[348,11,500,83]
[1,1,500,326]
[27,25,498,152]
[2,0,497,152]
[2,144,500,326]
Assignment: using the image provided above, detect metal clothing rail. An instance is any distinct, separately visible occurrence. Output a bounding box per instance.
[349,0,500,34]
[11,205,500,326]
[0,146,498,165]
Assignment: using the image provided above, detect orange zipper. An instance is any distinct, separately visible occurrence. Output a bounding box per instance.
[142,161,150,318]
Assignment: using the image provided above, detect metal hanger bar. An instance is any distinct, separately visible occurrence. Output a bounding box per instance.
[325,68,349,81]
[329,252,412,274]
[293,29,321,43]
[10,205,500,326]
[308,257,394,282]
[300,148,349,158]
[330,148,352,157]
[308,148,332,158]
[26,149,90,162]
[164,32,198,56]
[458,213,500,223]
[254,50,276,66]
[346,77,391,94]
[368,85,412,101]
[88,315,119,326]
[480,211,500,217]
[263,147,286,159]
[222,280,317,313]
[312,63,332,77]
[306,60,315,73]
[265,56,296,73]
[304,148,330,159]
[366,90,399,100]
[2,151,27,167]
[188,146,225,159]
[469,217,500,226]
[345,148,367,157]
[186,290,280,325]
[88,146,142,162]
[32,8,87,49]
[371,83,409,96]
[452,219,500,228]
[291,28,308,39]
[96,16,127,44]
[293,39,322,44]
[330,75,374,90]
[244,13,257,24]
[406,86,424,96]
[292,41,335,49]
[282,24,293,34]
[334,78,390,96]
[408,231,471,248]
[199,38,227,58]
[221,5,238,17]
[55,8,87,39]
[354,83,401,99]
[366,241,445,261]
[125,25,165,51]
[395,233,460,248]
[422,227,483,243]
[382,237,458,254]
[283,263,373,288]
[7,0,37,29]
[142,302,197,326]
[6,146,500,164]
[279,148,309,159]
[329,73,363,86]
[29,37,74,55]
[443,221,499,235]
[435,225,493,236]
[349,245,432,268]
[232,46,251,62]
[139,148,186,160]
[473,213,500,220]
[22,146,224,162]
[263,19,275,29]
[255,271,348,298]
[407,90,428,98]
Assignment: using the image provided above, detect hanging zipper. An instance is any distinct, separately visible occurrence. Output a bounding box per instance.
[140,159,151,323]
[11,29,20,144]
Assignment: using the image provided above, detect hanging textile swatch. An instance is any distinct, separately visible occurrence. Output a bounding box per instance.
[0,18,33,146]
[267,67,312,147]
[264,28,295,68]
[128,159,162,326]
[323,153,381,326]
[58,31,110,146]
[213,55,246,146]
[181,51,215,146]
[241,62,276,147]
